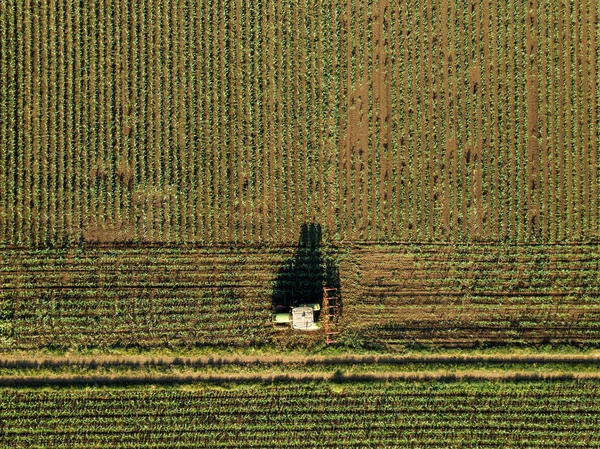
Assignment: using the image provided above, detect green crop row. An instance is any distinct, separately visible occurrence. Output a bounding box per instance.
[1,380,600,448]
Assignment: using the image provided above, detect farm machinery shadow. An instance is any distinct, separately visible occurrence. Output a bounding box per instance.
[272,223,341,321]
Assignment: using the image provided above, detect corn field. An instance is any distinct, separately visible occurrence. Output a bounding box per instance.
[1,0,600,445]
[0,0,598,246]
[2,380,600,447]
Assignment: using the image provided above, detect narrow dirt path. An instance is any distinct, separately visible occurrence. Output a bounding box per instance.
[2,352,600,369]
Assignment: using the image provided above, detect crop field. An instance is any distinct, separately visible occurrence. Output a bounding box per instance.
[1,0,599,445]
[0,0,598,246]
[2,379,600,448]
[2,243,600,351]
[346,243,600,347]
[0,0,598,351]
[0,0,600,348]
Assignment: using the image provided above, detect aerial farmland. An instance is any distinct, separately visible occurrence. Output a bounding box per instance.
[0,0,599,447]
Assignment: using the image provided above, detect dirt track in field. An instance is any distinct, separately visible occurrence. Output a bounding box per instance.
[2,352,600,369]
[2,353,600,386]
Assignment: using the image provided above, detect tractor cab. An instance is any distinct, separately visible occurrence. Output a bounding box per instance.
[291,306,321,331]
[271,302,322,331]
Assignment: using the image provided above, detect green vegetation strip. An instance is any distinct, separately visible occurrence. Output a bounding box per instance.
[1,380,599,448]
[1,353,600,379]
[3,371,600,387]
[4,353,600,367]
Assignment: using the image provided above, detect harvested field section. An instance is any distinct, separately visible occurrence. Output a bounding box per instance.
[0,246,337,350]
[343,244,600,348]
[2,380,600,448]
[1,244,599,351]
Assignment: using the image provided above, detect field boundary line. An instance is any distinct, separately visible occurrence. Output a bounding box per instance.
[1,241,599,251]
[2,370,600,387]
[2,353,600,369]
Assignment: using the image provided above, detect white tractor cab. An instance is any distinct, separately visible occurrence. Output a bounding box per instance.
[272,303,321,331]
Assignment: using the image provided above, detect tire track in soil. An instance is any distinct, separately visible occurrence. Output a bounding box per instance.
[372,0,388,240]
[580,0,590,236]
[439,0,450,238]
[586,0,595,238]
[539,0,548,239]
[425,0,436,240]
[526,0,539,235]
[400,2,411,241]
[449,2,459,239]
[417,3,427,240]
[558,0,567,240]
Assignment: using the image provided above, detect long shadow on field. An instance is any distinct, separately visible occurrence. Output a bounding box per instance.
[272,223,341,317]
